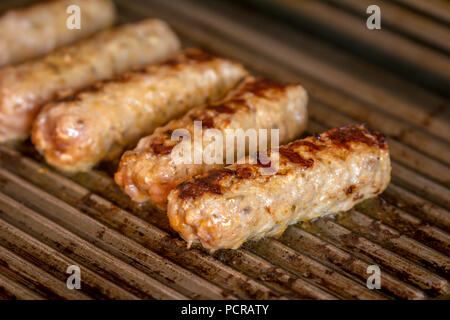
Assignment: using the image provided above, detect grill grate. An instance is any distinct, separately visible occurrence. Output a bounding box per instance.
[0,0,449,300]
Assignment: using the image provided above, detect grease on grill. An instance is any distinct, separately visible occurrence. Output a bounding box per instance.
[340,232,360,246]
[151,141,174,155]
[55,49,218,104]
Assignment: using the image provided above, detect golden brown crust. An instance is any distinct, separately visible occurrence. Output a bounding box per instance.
[177,169,235,200]
[115,77,308,208]
[175,124,388,200]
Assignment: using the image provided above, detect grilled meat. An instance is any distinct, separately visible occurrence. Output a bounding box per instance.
[167,124,391,250]
[32,49,248,172]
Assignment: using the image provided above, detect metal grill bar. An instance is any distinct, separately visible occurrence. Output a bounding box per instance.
[335,211,449,275]
[0,245,90,300]
[0,218,138,299]
[0,192,188,300]
[0,169,235,300]
[245,239,387,299]
[382,185,450,232]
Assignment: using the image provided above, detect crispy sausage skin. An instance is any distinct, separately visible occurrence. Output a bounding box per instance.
[32,49,248,172]
[115,77,308,208]
[0,0,116,66]
[167,124,391,250]
[0,19,180,142]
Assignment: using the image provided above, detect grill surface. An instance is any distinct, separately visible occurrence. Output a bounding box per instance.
[0,0,449,300]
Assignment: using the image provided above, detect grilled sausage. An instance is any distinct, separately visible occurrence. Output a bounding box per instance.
[0,0,116,66]
[0,19,180,142]
[115,77,308,208]
[167,124,391,250]
[32,49,248,172]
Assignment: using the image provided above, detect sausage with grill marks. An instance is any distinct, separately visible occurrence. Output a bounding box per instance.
[167,124,391,250]
[32,49,248,172]
[1,19,180,142]
[115,77,308,208]
[0,0,116,66]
